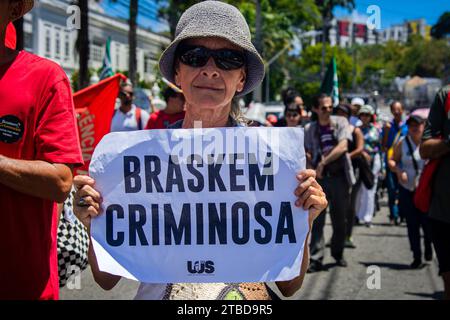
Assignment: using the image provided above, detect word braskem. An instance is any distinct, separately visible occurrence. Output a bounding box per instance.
[105,152,298,247]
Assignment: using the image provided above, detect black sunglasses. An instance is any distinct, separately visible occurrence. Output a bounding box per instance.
[176,45,247,71]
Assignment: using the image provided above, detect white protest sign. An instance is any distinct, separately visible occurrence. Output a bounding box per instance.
[90,127,309,284]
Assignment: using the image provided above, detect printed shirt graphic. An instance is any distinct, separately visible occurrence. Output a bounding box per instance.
[361,124,381,155]
[0,51,83,300]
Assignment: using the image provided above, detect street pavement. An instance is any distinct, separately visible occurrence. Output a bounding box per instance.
[60,195,444,300]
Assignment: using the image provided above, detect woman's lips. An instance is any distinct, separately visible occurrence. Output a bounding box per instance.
[194,85,224,91]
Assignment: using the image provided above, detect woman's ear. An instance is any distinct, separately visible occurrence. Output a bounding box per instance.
[236,70,246,93]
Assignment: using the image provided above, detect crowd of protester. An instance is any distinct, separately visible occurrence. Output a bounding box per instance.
[1,0,449,301]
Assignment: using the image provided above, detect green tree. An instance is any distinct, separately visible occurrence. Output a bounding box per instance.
[431,11,450,39]
[288,43,353,107]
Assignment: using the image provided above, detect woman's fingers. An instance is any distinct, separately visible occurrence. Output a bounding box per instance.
[296,169,316,182]
[77,184,103,204]
[294,176,323,198]
[74,175,96,189]
[296,185,325,208]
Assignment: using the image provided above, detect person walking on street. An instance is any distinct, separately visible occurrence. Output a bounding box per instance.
[335,104,364,248]
[382,101,408,225]
[110,82,150,132]
[146,87,185,129]
[356,105,382,228]
[389,114,432,269]
[0,0,83,299]
[419,85,450,300]
[305,94,353,271]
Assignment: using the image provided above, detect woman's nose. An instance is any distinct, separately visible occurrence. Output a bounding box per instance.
[201,58,220,78]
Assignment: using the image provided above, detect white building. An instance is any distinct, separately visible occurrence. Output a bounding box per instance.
[23,0,171,83]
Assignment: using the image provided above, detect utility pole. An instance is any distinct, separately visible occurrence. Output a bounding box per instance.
[265,43,291,102]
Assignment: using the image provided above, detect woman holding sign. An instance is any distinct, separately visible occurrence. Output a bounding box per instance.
[73,1,327,300]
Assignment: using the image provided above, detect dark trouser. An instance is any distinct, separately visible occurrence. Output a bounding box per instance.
[310,173,351,263]
[346,178,361,238]
[398,185,432,261]
[430,218,450,275]
[386,168,400,220]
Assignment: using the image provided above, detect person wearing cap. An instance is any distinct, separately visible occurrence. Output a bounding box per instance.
[0,0,83,299]
[350,97,365,127]
[304,93,353,271]
[146,87,186,129]
[72,1,327,300]
[382,101,408,225]
[389,114,432,269]
[335,104,364,248]
[419,85,450,299]
[355,105,382,228]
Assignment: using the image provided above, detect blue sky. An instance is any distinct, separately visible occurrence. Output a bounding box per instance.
[334,0,446,29]
[102,0,446,32]
[101,0,169,32]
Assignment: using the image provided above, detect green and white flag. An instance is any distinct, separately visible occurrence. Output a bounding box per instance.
[320,57,339,107]
[99,37,114,80]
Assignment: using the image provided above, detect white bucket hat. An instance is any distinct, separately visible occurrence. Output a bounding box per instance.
[159,1,265,97]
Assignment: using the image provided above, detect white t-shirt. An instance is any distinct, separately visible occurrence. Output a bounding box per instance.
[110,105,150,132]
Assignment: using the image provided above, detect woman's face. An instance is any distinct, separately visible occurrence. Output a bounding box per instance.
[174,37,246,114]
[408,120,424,138]
[286,110,301,127]
[359,113,372,126]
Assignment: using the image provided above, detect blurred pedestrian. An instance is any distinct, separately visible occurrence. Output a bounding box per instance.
[111,82,150,132]
[305,93,353,271]
[389,114,432,269]
[350,97,364,126]
[335,104,364,248]
[276,102,306,127]
[146,87,185,129]
[419,85,450,300]
[382,101,408,225]
[356,105,381,228]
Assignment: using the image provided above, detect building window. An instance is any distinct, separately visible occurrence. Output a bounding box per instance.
[64,33,70,61]
[115,44,121,70]
[91,40,104,62]
[24,32,33,51]
[45,29,51,57]
[55,28,61,59]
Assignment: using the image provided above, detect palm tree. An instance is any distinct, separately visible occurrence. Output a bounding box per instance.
[128,0,139,86]
[77,0,90,90]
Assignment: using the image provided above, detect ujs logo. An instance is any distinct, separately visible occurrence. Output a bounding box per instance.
[187,260,215,274]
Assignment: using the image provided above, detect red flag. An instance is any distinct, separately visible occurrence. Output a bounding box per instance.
[74,73,126,175]
[5,22,16,49]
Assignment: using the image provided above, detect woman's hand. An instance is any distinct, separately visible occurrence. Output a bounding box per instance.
[397,171,408,185]
[293,169,327,228]
[73,175,103,231]
[362,151,372,164]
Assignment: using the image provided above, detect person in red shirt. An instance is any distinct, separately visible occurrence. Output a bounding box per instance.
[146,87,185,129]
[0,0,83,300]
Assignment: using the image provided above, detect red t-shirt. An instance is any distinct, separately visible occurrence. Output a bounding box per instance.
[145,109,185,129]
[0,51,83,300]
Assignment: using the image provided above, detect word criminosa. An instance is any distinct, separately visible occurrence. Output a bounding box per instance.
[105,201,297,247]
